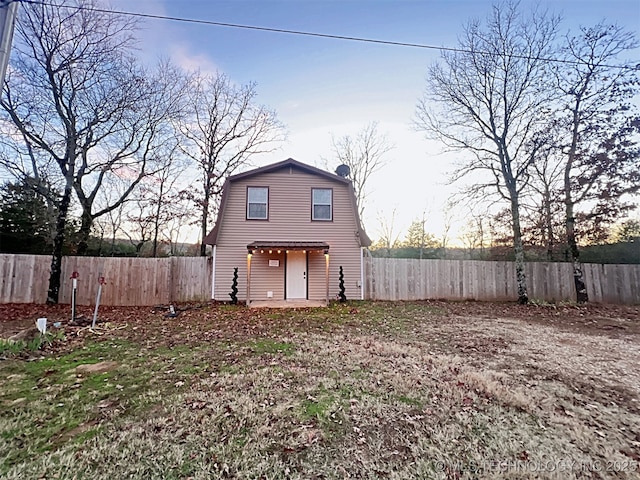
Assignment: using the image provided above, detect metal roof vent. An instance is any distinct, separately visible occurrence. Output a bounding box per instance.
[335,164,350,178]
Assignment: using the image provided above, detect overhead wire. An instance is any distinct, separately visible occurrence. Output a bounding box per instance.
[14,0,640,71]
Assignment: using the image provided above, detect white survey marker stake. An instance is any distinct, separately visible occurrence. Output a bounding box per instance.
[36,318,47,335]
[91,276,106,329]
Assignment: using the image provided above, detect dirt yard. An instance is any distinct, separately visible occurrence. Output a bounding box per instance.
[1,301,639,479]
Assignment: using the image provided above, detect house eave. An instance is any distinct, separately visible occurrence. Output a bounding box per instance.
[247,241,330,253]
[230,158,350,184]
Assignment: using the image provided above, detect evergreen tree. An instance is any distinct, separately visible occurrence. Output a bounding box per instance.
[0,181,54,254]
[229,267,239,304]
[338,266,347,302]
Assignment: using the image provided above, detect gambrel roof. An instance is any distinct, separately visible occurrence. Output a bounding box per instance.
[203,158,371,246]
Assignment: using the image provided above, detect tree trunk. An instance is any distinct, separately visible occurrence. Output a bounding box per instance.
[419,216,425,260]
[199,185,210,257]
[200,215,207,256]
[564,100,588,303]
[152,223,159,257]
[46,187,72,304]
[545,217,554,260]
[96,231,104,256]
[543,186,554,261]
[76,210,93,256]
[565,199,589,303]
[509,194,528,304]
[152,181,165,258]
[152,205,161,258]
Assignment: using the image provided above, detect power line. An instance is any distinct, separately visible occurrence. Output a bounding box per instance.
[16,0,639,71]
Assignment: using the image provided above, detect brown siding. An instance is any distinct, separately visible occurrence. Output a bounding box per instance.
[308,251,327,301]
[249,251,285,301]
[213,167,363,302]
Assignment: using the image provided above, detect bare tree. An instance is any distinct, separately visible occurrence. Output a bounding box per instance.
[93,176,127,256]
[439,204,454,257]
[71,62,185,255]
[553,24,639,302]
[124,144,190,257]
[149,158,191,258]
[457,206,493,259]
[103,207,124,256]
[372,208,401,257]
[123,197,154,256]
[0,0,183,302]
[527,135,565,260]
[160,196,194,256]
[416,1,559,303]
[179,73,285,256]
[331,122,393,219]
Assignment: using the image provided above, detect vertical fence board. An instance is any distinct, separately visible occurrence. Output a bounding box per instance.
[171,257,211,302]
[584,264,600,303]
[0,254,48,303]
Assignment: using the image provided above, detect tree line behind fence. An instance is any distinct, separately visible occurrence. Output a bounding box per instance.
[0,254,638,306]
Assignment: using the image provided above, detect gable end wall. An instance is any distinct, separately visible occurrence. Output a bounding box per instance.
[213,168,363,302]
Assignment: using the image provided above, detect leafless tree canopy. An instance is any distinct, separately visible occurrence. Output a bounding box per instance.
[416,2,638,302]
[331,122,393,219]
[416,3,559,195]
[373,208,401,256]
[179,73,286,255]
[0,0,184,301]
[554,25,639,249]
[415,1,560,303]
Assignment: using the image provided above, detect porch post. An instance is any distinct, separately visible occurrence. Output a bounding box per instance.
[246,253,252,306]
[325,250,329,305]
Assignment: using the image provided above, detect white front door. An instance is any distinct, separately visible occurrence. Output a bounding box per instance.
[286,251,307,299]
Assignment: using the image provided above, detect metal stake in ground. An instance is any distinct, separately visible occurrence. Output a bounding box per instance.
[91,276,106,330]
[70,271,79,322]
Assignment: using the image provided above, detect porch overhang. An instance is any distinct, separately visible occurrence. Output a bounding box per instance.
[245,241,331,307]
[247,241,329,254]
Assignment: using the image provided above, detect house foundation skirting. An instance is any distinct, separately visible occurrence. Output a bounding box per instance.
[249,299,328,309]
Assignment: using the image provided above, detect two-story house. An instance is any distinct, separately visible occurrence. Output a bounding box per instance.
[204,158,371,306]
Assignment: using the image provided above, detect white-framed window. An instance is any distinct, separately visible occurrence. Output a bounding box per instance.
[247,186,268,220]
[312,188,332,221]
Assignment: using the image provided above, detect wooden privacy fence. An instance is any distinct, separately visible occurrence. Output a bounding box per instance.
[0,254,212,306]
[1,254,638,306]
[364,257,640,305]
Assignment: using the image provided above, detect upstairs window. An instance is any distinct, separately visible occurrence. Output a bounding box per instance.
[312,188,332,221]
[247,186,268,220]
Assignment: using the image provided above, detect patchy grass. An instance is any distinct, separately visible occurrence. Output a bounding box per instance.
[1,301,639,479]
[250,338,296,356]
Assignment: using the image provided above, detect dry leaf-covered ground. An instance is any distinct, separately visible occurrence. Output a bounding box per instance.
[1,300,639,479]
